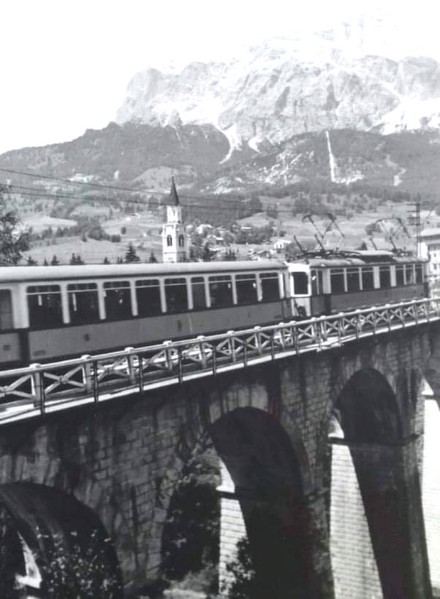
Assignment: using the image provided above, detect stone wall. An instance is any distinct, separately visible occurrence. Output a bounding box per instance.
[0,325,435,597]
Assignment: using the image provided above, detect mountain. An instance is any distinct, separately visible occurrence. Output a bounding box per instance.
[0,121,233,190]
[116,39,440,151]
[2,37,440,199]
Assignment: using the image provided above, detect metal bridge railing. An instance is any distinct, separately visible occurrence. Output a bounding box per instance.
[0,297,438,424]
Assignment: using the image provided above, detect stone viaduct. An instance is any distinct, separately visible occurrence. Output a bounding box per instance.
[0,323,439,598]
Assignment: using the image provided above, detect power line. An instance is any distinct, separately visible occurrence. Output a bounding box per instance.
[2,181,263,214]
[0,165,257,204]
[0,166,150,195]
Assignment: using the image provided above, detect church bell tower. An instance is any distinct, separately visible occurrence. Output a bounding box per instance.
[162,178,188,263]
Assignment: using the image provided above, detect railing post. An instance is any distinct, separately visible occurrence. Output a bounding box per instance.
[81,355,94,394]
[227,330,236,362]
[292,321,300,354]
[276,323,285,350]
[413,301,419,325]
[177,346,183,383]
[124,347,137,384]
[426,298,432,322]
[30,363,45,414]
[197,335,207,368]
[354,310,361,339]
[316,316,326,350]
[371,307,377,334]
[253,326,262,354]
[163,340,174,373]
[383,304,391,331]
[138,351,144,392]
[336,312,344,341]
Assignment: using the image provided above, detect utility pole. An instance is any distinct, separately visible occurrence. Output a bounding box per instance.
[408,195,421,257]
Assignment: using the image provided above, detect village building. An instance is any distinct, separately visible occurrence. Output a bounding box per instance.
[420,228,440,282]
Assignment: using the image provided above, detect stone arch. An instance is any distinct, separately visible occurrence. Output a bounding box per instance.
[209,406,321,599]
[336,367,402,443]
[0,482,123,598]
[332,367,431,599]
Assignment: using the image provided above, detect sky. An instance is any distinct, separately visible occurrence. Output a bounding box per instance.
[1,0,440,154]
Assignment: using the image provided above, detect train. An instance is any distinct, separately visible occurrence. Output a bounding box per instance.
[0,251,428,368]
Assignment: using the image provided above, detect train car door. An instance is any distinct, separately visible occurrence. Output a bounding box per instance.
[0,288,21,366]
[288,266,311,317]
[0,289,13,330]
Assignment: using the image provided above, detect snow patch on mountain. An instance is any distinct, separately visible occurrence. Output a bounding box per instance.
[220,124,243,163]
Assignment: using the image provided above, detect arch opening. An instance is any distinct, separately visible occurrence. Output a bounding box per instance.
[331,368,431,598]
[210,407,320,599]
[0,483,123,599]
[336,368,401,443]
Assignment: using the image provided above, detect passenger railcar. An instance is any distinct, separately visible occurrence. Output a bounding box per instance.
[0,252,429,369]
[286,251,428,317]
[0,261,288,367]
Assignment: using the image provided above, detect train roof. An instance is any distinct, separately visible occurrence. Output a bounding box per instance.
[0,260,286,284]
[290,250,426,268]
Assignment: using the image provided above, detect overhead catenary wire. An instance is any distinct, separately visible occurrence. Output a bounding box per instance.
[1,165,428,221]
[0,166,249,205]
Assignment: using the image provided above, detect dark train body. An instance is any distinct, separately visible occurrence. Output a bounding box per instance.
[0,252,428,368]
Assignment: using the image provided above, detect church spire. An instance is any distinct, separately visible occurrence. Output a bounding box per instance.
[170,176,179,206]
[162,177,188,262]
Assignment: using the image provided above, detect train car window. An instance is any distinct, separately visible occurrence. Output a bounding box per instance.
[291,272,308,295]
[136,280,162,316]
[347,268,361,292]
[0,290,13,330]
[406,264,415,285]
[103,281,132,320]
[260,272,280,301]
[67,283,99,324]
[311,270,322,296]
[415,264,423,283]
[165,278,188,313]
[209,275,233,308]
[27,285,63,327]
[361,267,374,290]
[191,277,207,310]
[396,265,405,286]
[236,274,258,305]
[330,269,345,293]
[379,266,391,288]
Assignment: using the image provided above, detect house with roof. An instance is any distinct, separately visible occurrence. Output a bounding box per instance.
[420,227,440,281]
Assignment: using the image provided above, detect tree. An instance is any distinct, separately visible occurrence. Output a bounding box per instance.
[124,242,140,263]
[0,186,29,265]
[70,253,85,265]
[224,248,237,261]
[26,256,38,266]
[224,537,257,599]
[51,254,60,266]
[102,256,110,264]
[202,243,213,262]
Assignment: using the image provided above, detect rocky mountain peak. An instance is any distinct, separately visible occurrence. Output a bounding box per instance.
[116,38,440,151]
